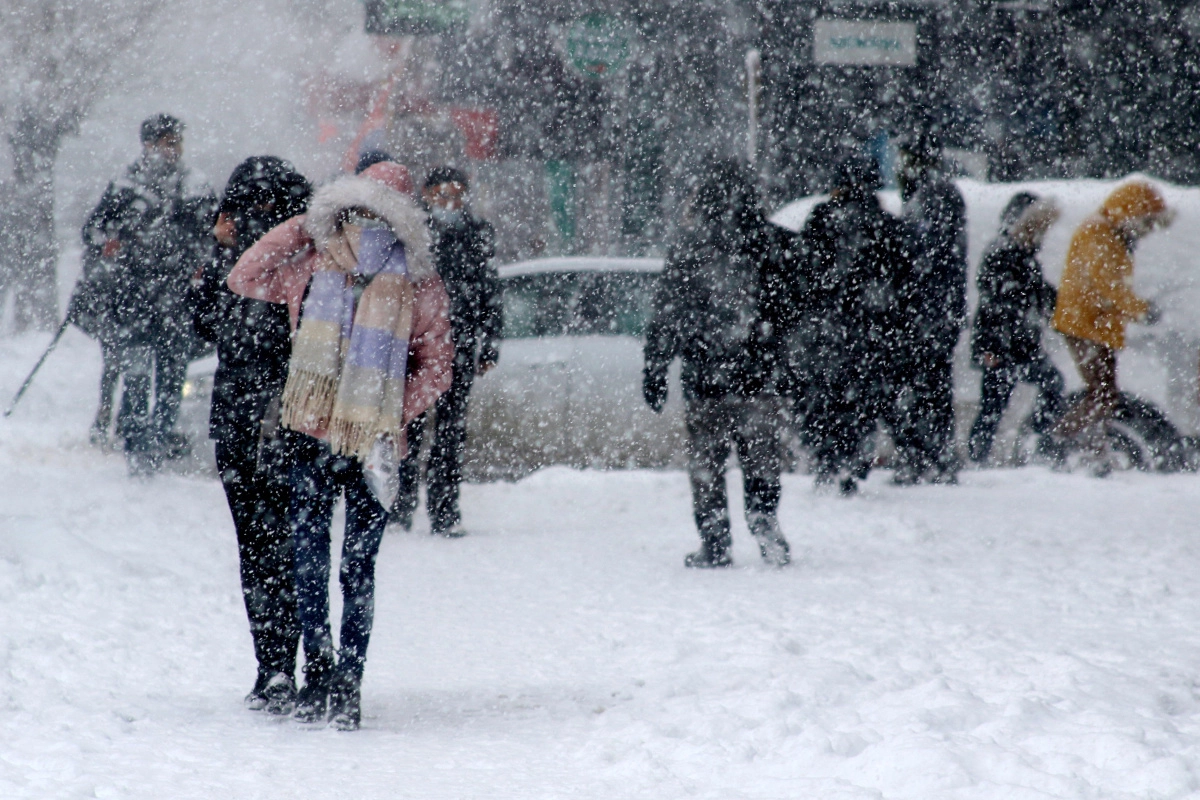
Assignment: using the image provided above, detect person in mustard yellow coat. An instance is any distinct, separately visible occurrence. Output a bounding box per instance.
[1051,181,1174,464]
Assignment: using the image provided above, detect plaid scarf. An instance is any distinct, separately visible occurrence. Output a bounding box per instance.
[281,225,414,459]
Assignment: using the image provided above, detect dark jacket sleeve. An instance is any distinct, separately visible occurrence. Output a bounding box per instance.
[643,246,687,388]
[475,220,503,361]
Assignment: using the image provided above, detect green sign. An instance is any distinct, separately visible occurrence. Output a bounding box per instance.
[566,15,630,80]
[363,0,469,36]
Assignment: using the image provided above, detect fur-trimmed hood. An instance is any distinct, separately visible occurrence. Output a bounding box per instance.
[303,174,434,280]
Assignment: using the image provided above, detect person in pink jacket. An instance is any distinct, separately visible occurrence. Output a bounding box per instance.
[227,161,453,730]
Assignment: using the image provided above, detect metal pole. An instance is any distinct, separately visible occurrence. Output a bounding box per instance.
[746,48,761,168]
[4,316,71,417]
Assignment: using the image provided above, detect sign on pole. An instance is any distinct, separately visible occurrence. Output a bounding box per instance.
[812,19,917,67]
[363,0,469,36]
[566,15,631,80]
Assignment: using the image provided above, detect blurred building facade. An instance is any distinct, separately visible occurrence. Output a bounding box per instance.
[344,0,1200,260]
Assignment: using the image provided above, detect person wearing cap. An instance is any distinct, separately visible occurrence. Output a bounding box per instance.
[798,153,911,495]
[894,131,968,484]
[1050,181,1173,471]
[80,114,216,472]
[967,192,1065,464]
[391,166,501,538]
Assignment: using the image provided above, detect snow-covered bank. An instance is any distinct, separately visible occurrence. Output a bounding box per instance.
[3,332,1200,799]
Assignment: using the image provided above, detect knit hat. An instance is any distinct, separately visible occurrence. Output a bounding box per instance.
[140,114,184,144]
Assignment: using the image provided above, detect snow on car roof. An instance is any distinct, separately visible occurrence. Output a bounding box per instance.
[498,256,663,278]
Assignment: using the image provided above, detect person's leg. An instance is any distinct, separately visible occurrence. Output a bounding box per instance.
[288,436,338,719]
[118,345,156,471]
[92,340,121,442]
[1056,336,1113,441]
[151,345,188,443]
[216,431,297,711]
[390,414,426,529]
[735,395,789,565]
[1021,355,1067,435]
[685,397,733,566]
[426,354,475,535]
[968,367,1017,463]
[330,457,389,730]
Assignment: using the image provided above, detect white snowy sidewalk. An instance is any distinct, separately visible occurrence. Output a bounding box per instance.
[3,330,1200,799]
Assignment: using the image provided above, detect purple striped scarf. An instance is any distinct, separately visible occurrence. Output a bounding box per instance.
[281,226,414,459]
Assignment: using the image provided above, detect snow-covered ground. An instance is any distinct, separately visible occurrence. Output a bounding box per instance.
[4,326,1200,798]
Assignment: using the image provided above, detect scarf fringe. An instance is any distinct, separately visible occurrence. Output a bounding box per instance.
[281,370,338,433]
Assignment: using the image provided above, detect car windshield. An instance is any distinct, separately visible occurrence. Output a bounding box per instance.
[502,271,659,339]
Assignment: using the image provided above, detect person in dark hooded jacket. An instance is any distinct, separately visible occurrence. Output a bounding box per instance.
[967,192,1065,464]
[643,159,793,569]
[893,132,968,484]
[799,154,911,495]
[190,156,311,714]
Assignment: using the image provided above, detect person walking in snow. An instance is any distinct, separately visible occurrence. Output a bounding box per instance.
[80,114,216,471]
[190,156,311,715]
[227,162,454,730]
[643,159,792,569]
[892,131,968,484]
[967,192,1065,465]
[798,154,910,495]
[1050,181,1173,474]
[390,166,501,538]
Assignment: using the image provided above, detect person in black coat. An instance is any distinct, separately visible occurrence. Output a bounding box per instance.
[392,166,502,537]
[190,156,311,713]
[643,159,793,569]
[967,192,1065,464]
[893,132,968,484]
[80,114,217,470]
[798,155,911,495]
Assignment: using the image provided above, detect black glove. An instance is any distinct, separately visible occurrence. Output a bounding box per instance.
[477,341,500,375]
[643,372,667,413]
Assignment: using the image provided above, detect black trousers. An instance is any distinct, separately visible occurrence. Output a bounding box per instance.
[395,348,476,533]
[890,342,957,475]
[803,370,883,480]
[686,394,783,554]
[215,428,298,679]
[968,355,1065,462]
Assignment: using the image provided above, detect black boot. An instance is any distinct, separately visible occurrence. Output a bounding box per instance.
[328,671,362,731]
[244,668,272,711]
[293,657,332,723]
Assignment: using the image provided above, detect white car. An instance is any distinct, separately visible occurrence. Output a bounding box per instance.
[464,257,686,479]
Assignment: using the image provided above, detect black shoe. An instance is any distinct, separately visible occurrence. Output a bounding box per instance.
[244,670,271,711]
[388,510,413,531]
[328,674,361,731]
[891,465,922,486]
[684,548,732,569]
[262,672,297,716]
[158,431,192,461]
[838,476,858,496]
[293,681,329,723]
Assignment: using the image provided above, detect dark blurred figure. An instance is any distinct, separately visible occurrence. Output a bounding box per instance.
[643,159,793,569]
[79,114,217,472]
[391,166,501,537]
[799,155,910,495]
[191,156,311,714]
[894,131,968,484]
[967,193,1065,464]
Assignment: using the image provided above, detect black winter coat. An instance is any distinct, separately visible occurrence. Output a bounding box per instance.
[429,212,502,362]
[191,160,309,442]
[969,239,1057,368]
[899,176,968,347]
[644,218,798,402]
[798,192,910,389]
[78,157,216,352]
